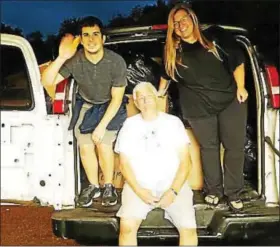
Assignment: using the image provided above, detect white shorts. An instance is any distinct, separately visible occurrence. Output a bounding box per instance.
[117,182,197,229]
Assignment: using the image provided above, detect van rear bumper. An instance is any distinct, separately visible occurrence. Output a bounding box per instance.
[52,207,280,242]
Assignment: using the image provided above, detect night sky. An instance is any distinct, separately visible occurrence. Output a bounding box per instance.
[2,0,157,36]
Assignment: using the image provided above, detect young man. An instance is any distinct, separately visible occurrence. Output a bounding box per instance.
[115,82,198,246]
[41,16,127,207]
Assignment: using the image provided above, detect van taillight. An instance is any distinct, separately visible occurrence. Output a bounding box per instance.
[265,65,280,108]
[53,78,68,114]
[151,24,167,30]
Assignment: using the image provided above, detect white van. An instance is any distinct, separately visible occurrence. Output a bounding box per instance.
[1,24,279,242]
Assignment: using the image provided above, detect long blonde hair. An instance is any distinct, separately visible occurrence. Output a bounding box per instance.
[165,4,220,81]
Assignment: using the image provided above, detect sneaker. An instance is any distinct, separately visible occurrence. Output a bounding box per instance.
[77,184,101,207]
[102,183,118,206]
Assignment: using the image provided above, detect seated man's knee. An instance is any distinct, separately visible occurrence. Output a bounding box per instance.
[179,228,198,245]
[120,218,140,235]
[179,228,197,235]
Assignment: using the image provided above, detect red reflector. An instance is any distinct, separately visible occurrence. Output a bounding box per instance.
[265,65,280,108]
[56,78,68,93]
[272,95,280,108]
[152,24,167,30]
[53,78,69,114]
[53,100,65,114]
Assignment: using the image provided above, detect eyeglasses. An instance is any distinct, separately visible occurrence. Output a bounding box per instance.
[137,94,155,102]
[174,16,189,29]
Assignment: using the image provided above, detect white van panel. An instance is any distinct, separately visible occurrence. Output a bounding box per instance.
[274,110,279,202]
[264,109,279,205]
[1,34,75,209]
[1,169,31,200]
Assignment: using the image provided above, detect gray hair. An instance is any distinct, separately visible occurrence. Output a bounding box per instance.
[132,82,158,100]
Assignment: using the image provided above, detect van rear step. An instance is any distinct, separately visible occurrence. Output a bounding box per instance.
[52,200,279,242]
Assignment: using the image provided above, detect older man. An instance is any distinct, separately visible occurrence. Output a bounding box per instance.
[115,82,198,246]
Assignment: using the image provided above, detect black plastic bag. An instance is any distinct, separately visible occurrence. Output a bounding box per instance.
[125,53,161,94]
[243,124,258,180]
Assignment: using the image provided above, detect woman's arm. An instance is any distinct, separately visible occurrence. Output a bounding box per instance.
[158,77,169,96]
[233,63,248,103]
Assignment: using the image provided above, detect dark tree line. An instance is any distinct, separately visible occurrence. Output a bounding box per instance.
[1,0,278,64]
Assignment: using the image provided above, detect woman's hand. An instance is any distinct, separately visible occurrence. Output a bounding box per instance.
[237,87,248,103]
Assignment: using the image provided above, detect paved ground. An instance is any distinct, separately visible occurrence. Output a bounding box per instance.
[0,205,79,246]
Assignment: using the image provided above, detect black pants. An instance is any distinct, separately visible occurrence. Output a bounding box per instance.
[187,99,247,200]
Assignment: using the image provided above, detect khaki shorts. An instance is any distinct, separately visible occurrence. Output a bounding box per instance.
[117,182,197,229]
[74,103,118,146]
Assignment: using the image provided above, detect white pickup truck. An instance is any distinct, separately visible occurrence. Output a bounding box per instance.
[1,24,279,243]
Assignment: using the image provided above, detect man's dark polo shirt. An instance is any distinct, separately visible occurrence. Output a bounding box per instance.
[59,48,127,104]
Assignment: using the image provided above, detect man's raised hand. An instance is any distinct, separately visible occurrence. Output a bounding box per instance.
[58,34,81,60]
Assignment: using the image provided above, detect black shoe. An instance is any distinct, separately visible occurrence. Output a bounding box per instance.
[193,190,204,204]
[102,184,118,206]
[77,184,101,207]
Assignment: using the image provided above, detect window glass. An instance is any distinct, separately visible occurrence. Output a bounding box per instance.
[1,45,33,110]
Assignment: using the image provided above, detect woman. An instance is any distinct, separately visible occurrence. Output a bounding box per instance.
[158,4,248,211]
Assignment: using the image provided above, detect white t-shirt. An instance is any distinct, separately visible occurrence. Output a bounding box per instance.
[115,112,190,192]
